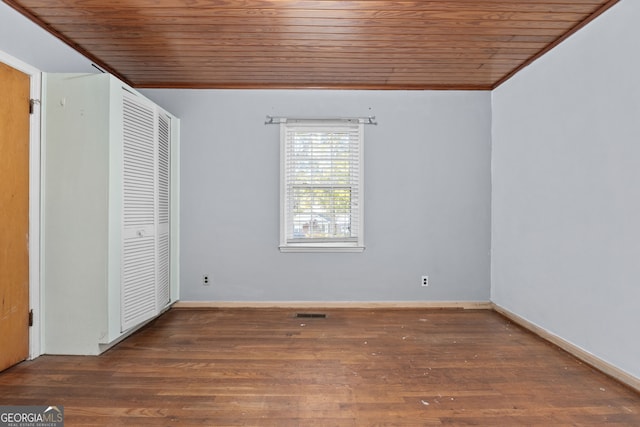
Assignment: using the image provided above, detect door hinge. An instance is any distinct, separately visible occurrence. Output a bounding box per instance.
[29,99,40,115]
[28,310,33,327]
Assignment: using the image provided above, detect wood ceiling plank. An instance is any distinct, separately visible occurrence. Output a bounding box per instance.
[48,25,570,38]
[69,37,549,51]
[28,8,593,22]
[45,16,586,30]
[127,71,508,81]
[120,66,518,75]
[72,43,543,55]
[107,57,525,66]
[35,31,560,43]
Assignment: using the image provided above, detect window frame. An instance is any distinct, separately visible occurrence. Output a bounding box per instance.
[279,119,365,253]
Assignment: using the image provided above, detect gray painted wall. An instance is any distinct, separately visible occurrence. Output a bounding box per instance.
[491,0,639,378]
[143,89,492,302]
[0,1,491,303]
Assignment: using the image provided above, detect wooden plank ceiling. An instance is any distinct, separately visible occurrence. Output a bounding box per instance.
[4,0,618,90]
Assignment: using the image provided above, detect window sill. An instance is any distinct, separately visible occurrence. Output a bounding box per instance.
[279,245,365,253]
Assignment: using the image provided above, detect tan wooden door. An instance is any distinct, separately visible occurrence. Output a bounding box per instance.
[0,61,31,371]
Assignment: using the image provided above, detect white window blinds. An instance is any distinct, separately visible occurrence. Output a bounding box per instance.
[280,119,364,252]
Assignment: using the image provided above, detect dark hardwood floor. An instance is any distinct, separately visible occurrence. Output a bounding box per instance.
[0,308,638,426]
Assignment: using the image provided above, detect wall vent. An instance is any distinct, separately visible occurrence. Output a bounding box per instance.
[295,313,327,319]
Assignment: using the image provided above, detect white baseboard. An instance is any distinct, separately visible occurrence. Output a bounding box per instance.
[492,303,640,393]
[173,300,492,310]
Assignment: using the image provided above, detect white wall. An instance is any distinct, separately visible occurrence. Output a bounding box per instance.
[492,0,639,379]
[143,89,492,302]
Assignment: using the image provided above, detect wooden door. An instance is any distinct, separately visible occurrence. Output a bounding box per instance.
[0,62,31,371]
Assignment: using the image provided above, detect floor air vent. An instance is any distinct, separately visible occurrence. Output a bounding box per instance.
[295,313,327,319]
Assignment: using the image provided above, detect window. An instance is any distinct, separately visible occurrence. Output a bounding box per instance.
[280,119,364,252]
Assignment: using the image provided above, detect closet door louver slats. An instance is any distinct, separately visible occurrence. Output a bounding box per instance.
[122,237,156,325]
[156,113,171,309]
[121,93,158,331]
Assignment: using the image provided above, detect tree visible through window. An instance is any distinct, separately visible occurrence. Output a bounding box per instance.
[280,120,364,252]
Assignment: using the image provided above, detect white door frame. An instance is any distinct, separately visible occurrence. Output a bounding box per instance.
[0,49,42,359]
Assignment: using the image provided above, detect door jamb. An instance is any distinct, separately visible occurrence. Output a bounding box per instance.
[0,49,42,359]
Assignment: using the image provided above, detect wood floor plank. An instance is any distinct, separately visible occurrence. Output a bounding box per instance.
[0,308,638,425]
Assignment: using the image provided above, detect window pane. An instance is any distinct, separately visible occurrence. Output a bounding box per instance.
[292,187,352,239]
[281,120,363,249]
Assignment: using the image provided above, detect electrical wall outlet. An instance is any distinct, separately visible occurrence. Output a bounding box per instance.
[203,274,210,286]
[421,275,429,287]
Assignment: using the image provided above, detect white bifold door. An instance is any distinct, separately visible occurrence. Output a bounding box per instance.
[156,112,171,310]
[121,91,171,331]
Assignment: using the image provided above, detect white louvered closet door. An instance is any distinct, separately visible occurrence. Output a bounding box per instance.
[156,112,171,310]
[121,92,158,331]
